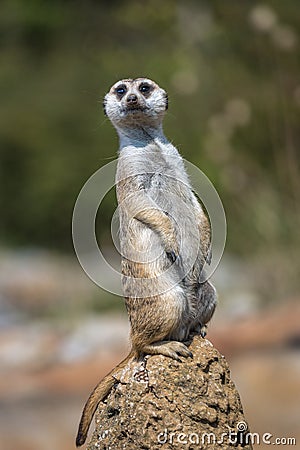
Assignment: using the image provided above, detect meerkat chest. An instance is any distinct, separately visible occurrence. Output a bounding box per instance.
[116,143,195,208]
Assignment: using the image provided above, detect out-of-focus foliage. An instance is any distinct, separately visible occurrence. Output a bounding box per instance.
[0,0,299,263]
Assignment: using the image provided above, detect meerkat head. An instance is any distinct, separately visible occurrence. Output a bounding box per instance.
[103,78,168,130]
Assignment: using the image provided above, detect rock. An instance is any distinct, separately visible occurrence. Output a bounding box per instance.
[87,336,252,449]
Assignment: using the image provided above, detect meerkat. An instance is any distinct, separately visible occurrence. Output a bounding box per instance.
[76,77,217,447]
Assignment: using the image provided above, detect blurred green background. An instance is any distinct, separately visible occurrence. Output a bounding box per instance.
[0,2,299,449]
[1,0,299,303]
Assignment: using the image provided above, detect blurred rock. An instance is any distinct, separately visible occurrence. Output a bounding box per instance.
[0,249,101,319]
[210,302,300,357]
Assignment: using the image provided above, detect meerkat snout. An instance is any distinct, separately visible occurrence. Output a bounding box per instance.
[126,93,138,104]
[126,93,140,110]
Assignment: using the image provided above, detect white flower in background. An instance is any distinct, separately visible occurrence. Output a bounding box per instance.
[205,98,251,164]
[271,24,298,51]
[249,4,277,32]
[249,4,298,52]
[177,4,214,45]
[171,69,199,95]
[225,98,251,127]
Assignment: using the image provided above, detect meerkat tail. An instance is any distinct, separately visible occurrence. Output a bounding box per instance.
[76,351,135,447]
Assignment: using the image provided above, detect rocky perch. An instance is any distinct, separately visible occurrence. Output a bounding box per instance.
[87,336,252,449]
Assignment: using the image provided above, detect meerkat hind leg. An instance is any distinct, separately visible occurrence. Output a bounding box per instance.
[142,340,193,362]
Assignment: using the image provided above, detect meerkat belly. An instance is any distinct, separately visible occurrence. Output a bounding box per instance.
[118,170,205,298]
[149,177,203,271]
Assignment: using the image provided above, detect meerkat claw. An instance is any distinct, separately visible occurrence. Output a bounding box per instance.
[166,250,177,263]
[167,342,193,359]
[200,325,207,338]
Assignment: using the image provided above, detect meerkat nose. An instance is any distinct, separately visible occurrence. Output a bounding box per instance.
[126,94,138,104]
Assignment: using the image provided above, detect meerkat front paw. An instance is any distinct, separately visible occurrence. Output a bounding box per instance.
[164,234,179,262]
[159,211,180,261]
[166,250,178,263]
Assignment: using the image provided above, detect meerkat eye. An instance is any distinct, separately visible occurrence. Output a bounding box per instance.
[139,83,151,94]
[115,85,127,97]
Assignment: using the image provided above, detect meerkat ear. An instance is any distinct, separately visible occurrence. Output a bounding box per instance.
[164,92,168,110]
[103,96,108,116]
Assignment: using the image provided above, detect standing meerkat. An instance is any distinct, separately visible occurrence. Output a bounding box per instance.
[76,77,217,446]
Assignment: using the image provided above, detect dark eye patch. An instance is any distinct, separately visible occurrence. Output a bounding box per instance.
[115,84,127,97]
[139,83,152,95]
